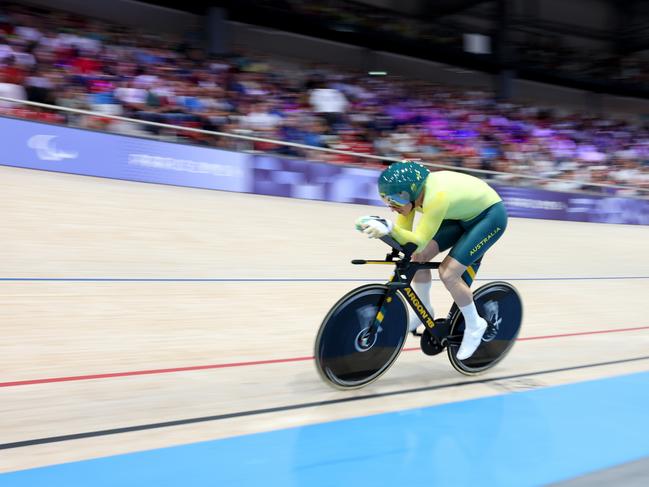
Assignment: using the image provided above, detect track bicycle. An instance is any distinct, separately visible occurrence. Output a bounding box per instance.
[314,236,523,389]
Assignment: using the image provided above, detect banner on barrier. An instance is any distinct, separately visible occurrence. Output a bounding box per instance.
[1,116,648,225]
[250,155,382,205]
[493,185,649,225]
[0,116,250,192]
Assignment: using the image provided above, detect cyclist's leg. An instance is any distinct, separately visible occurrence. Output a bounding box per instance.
[438,202,508,358]
[409,241,438,331]
[409,221,463,331]
[461,256,483,286]
[440,202,508,300]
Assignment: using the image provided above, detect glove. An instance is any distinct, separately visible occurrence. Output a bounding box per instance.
[355,215,393,239]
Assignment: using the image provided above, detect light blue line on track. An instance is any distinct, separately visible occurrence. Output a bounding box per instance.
[3,370,649,486]
[0,276,648,282]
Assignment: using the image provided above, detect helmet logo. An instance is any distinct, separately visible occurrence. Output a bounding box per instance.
[377,161,429,203]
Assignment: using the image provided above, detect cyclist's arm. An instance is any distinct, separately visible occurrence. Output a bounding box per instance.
[394,209,415,231]
[391,191,449,251]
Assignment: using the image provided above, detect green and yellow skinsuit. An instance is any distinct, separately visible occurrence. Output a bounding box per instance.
[390,170,508,285]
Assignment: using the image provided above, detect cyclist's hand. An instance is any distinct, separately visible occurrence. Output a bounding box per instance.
[412,240,438,262]
[355,216,393,238]
[412,251,430,263]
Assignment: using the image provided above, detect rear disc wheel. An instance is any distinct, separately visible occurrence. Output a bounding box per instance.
[447,281,523,375]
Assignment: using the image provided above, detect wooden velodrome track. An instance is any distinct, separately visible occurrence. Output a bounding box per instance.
[1,164,649,473]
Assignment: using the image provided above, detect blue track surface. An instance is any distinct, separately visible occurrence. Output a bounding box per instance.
[3,371,649,486]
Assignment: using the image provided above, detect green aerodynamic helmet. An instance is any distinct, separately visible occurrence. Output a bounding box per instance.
[378,161,430,207]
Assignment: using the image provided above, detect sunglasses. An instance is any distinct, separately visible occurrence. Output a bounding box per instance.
[381,193,411,208]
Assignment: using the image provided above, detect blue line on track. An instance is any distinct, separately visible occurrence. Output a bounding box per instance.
[3,370,649,486]
[0,276,648,282]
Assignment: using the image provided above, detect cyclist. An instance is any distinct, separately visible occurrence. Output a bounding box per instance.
[355,160,508,360]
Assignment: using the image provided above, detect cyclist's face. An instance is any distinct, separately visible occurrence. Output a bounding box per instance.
[388,201,412,215]
[382,193,411,215]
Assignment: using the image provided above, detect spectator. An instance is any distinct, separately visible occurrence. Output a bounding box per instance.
[0,69,26,107]
[308,81,348,129]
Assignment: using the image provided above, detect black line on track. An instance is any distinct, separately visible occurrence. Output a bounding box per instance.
[3,354,649,450]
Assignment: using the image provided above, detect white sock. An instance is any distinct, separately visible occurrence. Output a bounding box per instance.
[408,279,434,331]
[460,301,483,331]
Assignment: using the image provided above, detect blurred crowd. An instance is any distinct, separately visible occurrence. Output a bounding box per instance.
[1,2,649,197]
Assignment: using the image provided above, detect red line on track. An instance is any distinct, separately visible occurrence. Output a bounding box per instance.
[2,325,649,388]
[515,325,649,341]
[0,356,314,388]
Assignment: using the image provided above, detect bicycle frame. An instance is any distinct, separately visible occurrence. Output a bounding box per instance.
[352,236,452,344]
